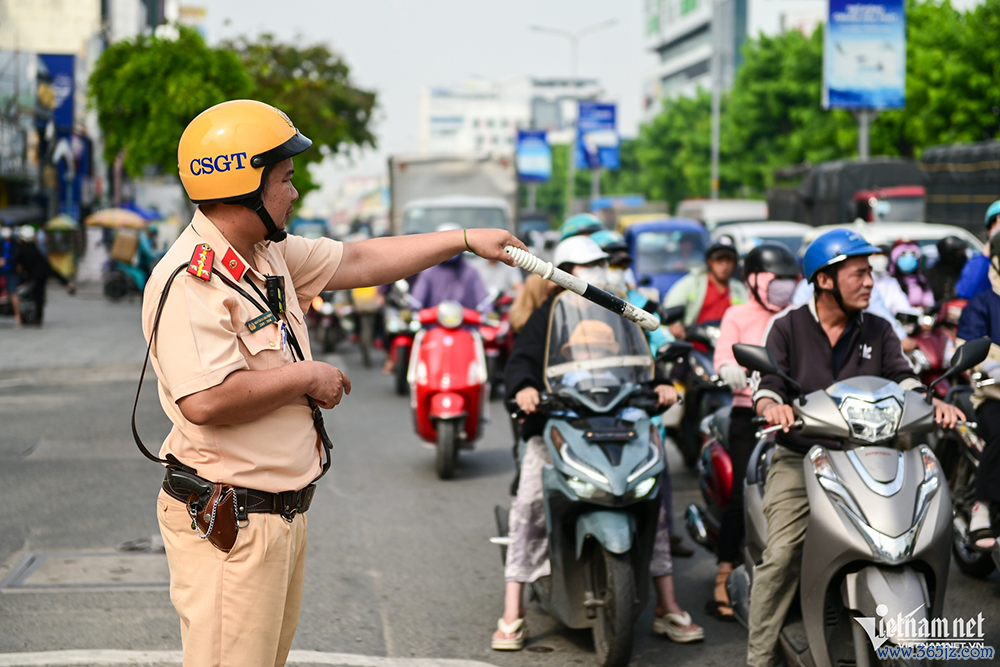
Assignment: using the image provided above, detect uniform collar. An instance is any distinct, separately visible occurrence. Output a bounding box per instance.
[190,208,273,282]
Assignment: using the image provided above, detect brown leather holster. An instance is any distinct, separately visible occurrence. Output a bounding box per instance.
[191,485,238,553]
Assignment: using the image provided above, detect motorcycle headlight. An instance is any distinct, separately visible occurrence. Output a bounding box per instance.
[630,477,657,499]
[437,302,464,329]
[409,319,422,333]
[838,397,902,443]
[320,302,335,315]
[566,476,601,499]
[626,426,663,484]
[552,427,609,485]
[809,448,866,519]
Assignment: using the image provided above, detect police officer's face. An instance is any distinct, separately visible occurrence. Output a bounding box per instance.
[262,158,299,228]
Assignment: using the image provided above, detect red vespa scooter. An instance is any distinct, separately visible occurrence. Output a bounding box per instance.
[408,300,493,479]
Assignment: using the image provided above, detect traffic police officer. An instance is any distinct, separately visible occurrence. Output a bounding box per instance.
[142,99,524,666]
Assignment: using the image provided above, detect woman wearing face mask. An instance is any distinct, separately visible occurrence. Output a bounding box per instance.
[890,240,934,310]
[709,242,800,621]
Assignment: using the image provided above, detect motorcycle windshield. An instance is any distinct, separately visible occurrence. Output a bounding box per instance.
[544,292,654,397]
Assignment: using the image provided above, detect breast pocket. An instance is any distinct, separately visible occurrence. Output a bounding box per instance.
[238,323,284,369]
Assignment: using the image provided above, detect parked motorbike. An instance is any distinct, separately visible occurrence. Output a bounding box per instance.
[408,300,493,479]
[937,374,997,579]
[493,294,669,667]
[667,320,732,468]
[385,279,423,396]
[308,291,343,354]
[724,338,989,667]
[104,259,146,301]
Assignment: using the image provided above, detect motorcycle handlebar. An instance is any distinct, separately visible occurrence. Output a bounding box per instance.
[505,388,681,418]
[755,419,804,439]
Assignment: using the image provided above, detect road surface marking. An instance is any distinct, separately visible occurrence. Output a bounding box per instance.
[0,650,499,667]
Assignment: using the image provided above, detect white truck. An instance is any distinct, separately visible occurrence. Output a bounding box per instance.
[388,154,517,236]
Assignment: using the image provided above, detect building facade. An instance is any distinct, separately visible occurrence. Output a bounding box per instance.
[642,0,825,116]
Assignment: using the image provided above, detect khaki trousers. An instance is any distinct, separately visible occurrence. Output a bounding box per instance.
[747,447,810,667]
[157,489,308,667]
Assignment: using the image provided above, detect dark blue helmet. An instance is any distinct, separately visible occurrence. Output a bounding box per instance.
[803,229,881,283]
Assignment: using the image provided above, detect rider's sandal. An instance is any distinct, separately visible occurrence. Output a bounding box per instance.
[706,567,736,621]
[969,502,996,550]
[652,611,705,643]
[491,617,526,651]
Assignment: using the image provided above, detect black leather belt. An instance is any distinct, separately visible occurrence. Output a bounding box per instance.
[162,474,315,522]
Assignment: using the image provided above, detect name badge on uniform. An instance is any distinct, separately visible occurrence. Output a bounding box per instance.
[187,244,214,281]
[246,312,277,333]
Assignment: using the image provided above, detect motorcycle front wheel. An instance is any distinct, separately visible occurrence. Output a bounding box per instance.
[358,313,375,368]
[104,272,130,302]
[394,346,410,396]
[951,457,996,578]
[589,546,636,667]
[436,419,459,480]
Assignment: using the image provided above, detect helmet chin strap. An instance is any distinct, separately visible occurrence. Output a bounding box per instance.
[815,270,857,316]
[241,195,286,243]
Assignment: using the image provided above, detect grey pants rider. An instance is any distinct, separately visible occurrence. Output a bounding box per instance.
[505,436,674,583]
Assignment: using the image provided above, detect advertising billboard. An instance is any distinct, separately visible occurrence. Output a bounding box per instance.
[38,54,75,130]
[515,129,552,183]
[823,1,906,110]
[576,101,619,171]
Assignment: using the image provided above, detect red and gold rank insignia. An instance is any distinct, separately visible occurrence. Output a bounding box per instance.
[222,247,246,281]
[187,244,214,281]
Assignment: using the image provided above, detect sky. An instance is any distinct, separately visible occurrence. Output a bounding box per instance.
[202,0,654,212]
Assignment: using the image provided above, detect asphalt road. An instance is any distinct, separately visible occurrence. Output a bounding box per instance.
[0,291,998,666]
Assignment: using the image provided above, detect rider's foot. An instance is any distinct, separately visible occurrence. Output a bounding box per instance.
[970,501,996,549]
[709,563,735,620]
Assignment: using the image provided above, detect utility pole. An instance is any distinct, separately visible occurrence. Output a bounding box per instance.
[532,19,616,217]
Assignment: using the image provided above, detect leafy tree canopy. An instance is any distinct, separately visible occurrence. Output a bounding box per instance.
[87,26,252,178]
[223,33,378,199]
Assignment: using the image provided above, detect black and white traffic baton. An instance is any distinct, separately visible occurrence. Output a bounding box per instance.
[504,245,660,332]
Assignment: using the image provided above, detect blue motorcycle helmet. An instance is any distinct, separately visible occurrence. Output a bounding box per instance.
[589,229,628,253]
[559,213,603,241]
[986,199,1000,230]
[802,229,881,313]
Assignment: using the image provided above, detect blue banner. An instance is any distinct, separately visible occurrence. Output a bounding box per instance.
[38,54,75,130]
[576,101,619,171]
[823,1,906,110]
[515,129,552,183]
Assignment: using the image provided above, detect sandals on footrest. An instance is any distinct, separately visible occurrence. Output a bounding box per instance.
[652,611,705,643]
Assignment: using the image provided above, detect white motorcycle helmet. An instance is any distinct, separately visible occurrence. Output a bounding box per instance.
[553,235,608,271]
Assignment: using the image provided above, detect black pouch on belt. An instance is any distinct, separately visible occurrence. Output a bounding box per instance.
[165,468,239,553]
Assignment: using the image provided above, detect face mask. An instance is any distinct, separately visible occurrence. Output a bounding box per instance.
[606,267,626,289]
[574,266,608,287]
[896,254,918,274]
[766,278,797,310]
[869,254,889,275]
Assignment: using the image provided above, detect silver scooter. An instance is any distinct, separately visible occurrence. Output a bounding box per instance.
[727,338,991,667]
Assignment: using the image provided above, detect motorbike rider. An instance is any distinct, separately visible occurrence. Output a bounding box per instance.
[955,232,1000,550]
[712,242,799,621]
[590,228,694,558]
[411,223,491,313]
[0,226,22,326]
[509,213,602,332]
[14,225,75,325]
[957,199,1000,299]
[926,236,970,303]
[890,239,934,310]
[748,228,963,667]
[495,235,703,650]
[663,235,747,340]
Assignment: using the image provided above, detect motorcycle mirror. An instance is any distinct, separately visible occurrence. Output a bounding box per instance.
[660,305,686,326]
[927,336,992,402]
[657,341,693,363]
[732,343,805,402]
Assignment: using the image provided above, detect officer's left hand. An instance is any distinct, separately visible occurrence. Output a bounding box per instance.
[654,384,679,407]
[932,398,964,429]
[465,228,527,268]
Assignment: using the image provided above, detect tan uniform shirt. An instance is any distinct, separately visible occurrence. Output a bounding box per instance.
[142,209,343,493]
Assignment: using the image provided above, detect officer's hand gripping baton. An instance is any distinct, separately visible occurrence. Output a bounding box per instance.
[504,245,660,332]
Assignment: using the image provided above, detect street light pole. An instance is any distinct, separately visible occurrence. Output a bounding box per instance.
[532,19,617,217]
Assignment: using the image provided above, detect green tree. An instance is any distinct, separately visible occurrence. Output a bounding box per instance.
[88,26,252,177]
[224,34,378,199]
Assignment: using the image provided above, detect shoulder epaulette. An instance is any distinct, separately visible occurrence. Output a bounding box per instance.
[187,243,214,281]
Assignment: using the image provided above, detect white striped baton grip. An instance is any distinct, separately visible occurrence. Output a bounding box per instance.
[504,245,660,332]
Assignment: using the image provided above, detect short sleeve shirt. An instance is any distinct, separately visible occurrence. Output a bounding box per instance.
[141,209,343,493]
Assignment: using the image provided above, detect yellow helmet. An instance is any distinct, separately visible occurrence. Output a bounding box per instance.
[178,99,312,205]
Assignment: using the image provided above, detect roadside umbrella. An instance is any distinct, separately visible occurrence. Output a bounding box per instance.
[85,208,147,229]
[45,214,80,231]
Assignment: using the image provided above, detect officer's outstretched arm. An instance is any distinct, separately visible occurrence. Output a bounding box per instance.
[327,228,525,291]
